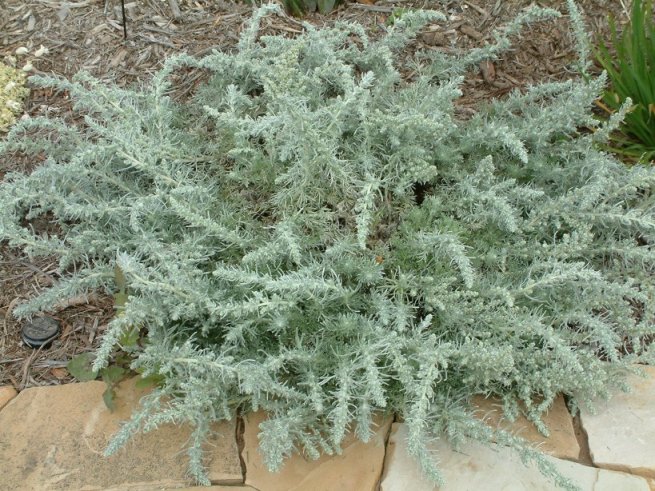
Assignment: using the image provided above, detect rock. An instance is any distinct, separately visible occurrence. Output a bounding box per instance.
[171,487,257,491]
[472,394,580,461]
[98,486,256,491]
[580,365,655,479]
[242,411,392,491]
[0,378,242,490]
[421,30,447,46]
[0,386,17,410]
[381,423,650,491]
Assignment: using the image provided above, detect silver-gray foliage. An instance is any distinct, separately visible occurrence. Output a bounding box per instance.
[1,4,654,488]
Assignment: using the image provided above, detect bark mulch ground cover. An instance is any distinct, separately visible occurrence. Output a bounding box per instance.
[0,0,631,389]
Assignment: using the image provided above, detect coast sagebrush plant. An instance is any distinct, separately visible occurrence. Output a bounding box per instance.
[1,4,654,489]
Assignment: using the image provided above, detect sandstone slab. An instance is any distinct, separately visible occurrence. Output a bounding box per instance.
[0,385,17,410]
[0,378,242,491]
[580,365,655,479]
[101,486,257,491]
[381,423,650,491]
[243,410,392,491]
[171,487,257,490]
[473,394,580,461]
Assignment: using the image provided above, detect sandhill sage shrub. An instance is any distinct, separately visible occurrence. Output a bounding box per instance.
[1,4,654,489]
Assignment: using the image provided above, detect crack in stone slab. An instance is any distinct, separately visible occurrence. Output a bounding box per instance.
[235,413,247,484]
[375,414,395,490]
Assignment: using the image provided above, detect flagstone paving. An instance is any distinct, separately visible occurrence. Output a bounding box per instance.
[91,486,256,491]
[580,365,655,480]
[0,385,17,410]
[472,394,581,461]
[172,487,257,491]
[242,410,392,491]
[0,378,241,491]
[380,423,650,490]
[0,367,653,490]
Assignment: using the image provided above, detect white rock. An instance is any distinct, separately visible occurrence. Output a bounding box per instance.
[381,423,650,491]
[34,45,49,58]
[580,365,655,479]
[472,394,580,461]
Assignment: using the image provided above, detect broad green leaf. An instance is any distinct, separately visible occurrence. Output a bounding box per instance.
[135,374,166,390]
[67,353,98,382]
[103,386,117,412]
[114,352,132,367]
[101,365,127,385]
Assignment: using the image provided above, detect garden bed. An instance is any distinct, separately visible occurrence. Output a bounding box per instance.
[0,0,629,390]
[2,1,654,489]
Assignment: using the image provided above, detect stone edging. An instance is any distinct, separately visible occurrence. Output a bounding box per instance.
[0,366,653,490]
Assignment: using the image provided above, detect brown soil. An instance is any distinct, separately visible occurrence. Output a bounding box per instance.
[0,0,629,389]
